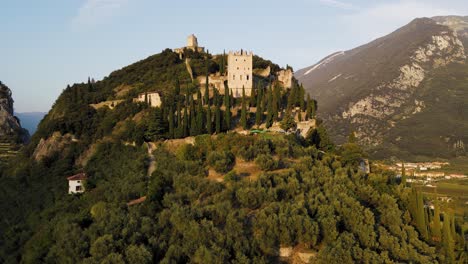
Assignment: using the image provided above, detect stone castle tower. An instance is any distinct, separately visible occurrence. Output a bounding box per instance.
[174,34,205,57]
[227,50,253,97]
[187,34,198,48]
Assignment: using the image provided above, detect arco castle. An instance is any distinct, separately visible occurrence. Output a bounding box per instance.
[173,34,291,98]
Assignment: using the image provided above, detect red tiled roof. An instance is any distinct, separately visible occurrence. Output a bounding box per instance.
[67,173,87,181]
[127,196,147,206]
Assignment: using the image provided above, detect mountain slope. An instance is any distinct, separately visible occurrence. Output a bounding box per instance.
[296,16,468,159]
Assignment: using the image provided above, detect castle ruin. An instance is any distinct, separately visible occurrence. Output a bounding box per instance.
[174,34,205,57]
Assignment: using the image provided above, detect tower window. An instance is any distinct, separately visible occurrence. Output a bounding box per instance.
[247,75,249,80]
[233,75,235,80]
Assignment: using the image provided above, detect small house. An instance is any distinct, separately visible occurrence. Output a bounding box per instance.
[67,173,87,194]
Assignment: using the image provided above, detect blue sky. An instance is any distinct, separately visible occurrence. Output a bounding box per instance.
[1,0,467,112]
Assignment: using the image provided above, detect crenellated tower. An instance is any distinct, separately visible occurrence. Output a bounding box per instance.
[227,50,253,97]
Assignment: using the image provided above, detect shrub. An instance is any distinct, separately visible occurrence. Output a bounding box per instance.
[255,154,278,171]
[207,151,235,173]
[224,170,240,182]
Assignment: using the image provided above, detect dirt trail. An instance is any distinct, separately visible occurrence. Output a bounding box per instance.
[146,142,157,176]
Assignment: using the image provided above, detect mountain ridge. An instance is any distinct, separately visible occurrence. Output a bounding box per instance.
[296,16,468,159]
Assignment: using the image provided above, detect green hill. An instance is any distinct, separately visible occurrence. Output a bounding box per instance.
[0,48,465,263]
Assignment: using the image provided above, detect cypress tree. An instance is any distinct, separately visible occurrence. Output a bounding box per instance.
[450,213,456,242]
[432,201,442,241]
[255,85,263,126]
[197,95,204,134]
[241,87,247,129]
[204,79,209,106]
[299,84,306,110]
[251,83,257,107]
[401,163,407,186]
[224,84,231,130]
[230,89,234,109]
[311,99,317,118]
[298,111,302,122]
[265,86,274,128]
[215,91,221,133]
[189,95,198,136]
[272,84,280,121]
[176,101,182,130]
[206,105,212,134]
[183,105,188,137]
[306,94,312,120]
[168,106,174,138]
[442,213,455,262]
[416,191,428,239]
[287,84,296,110]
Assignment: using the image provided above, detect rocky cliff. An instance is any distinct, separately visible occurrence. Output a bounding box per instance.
[296,16,468,159]
[0,81,29,143]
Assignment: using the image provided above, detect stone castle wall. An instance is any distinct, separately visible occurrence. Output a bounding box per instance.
[228,50,253,97]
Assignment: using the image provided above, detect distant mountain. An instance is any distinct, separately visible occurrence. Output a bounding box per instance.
[15,112,46,135]
[296,16,468,160]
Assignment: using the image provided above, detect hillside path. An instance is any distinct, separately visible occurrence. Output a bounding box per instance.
[146,142,157,177]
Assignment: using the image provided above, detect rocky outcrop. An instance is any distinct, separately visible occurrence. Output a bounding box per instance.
[0,81,29,143]
[33,132,77,161]
[277,69,293,88]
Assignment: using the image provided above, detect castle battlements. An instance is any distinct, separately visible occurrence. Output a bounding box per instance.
[228,50,253,56]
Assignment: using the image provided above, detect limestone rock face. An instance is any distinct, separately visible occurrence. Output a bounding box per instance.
[0,81,29,143]
[33,132,76,161]
[277,69,293,88]
[296,16,468,158]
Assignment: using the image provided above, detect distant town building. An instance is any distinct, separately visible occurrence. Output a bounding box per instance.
[174,34,205,57]
[133,92,162,108]
[228,50,253,97]
[67,173,87,194]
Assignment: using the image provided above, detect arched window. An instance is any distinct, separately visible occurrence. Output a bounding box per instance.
[247,75,249,80]
[233,75,235,80]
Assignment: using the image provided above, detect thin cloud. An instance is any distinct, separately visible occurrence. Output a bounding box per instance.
[342,1,461,42]
[318,0,359,11]
[71,0,129,29]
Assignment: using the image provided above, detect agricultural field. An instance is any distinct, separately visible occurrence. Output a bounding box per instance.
[0,141,19,161]
[417,178,468,231]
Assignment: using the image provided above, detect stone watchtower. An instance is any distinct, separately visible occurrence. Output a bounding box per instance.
[173,34,205,57]
[187,34,198,48]
[227,50,253,97]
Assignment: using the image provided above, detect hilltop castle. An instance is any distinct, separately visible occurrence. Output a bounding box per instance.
[174,34,253,98]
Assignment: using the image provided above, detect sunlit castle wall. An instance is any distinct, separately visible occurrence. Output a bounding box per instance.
[227,50,253,97]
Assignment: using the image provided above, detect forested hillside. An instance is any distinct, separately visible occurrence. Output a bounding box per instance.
[0,48,465,263]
